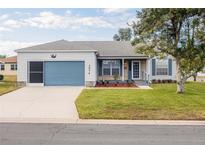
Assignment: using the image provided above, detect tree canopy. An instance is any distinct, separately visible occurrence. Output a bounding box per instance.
[113,28,132,41]
[131,8,205,93]
[0,55,6,58]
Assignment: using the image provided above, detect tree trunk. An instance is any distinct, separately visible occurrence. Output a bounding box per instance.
[176,58,185,93]
[177,81,185,93]
[194,75,196,82]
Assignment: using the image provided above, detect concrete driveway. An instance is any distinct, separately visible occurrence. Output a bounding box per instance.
[0,86,83,123]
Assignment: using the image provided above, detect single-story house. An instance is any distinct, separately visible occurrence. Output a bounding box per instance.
[0,56,17,76]
[15,40,176,86]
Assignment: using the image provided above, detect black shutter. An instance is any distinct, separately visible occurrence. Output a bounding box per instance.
[168,59,172,76]
[152,59,156,76]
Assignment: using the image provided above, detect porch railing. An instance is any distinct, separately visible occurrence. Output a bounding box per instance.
[141,71,150,84]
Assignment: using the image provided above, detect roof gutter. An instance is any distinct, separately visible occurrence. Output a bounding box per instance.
[15,49,98,53]
[98,56,149,59]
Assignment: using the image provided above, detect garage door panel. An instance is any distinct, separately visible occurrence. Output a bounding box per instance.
[44,61,85,86]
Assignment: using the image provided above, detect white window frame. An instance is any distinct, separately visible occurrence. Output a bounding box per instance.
[102,60,120,76]
[102,60,111,76]
[156,59,168,76]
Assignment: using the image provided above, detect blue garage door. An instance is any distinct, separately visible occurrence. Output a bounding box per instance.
[44,61,85,86]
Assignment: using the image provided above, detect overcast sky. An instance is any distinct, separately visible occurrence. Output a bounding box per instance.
[0,8,137,56]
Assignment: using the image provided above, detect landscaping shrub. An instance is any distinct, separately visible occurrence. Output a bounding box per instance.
[0,74,4,81]
[152,79,176,84]
[168,79,172,83]
[152,79,156,83]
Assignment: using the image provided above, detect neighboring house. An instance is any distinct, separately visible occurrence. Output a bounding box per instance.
[15,40,176,86]
[192,67,205,82]
[0,56,17,76]
[198,68,205,77]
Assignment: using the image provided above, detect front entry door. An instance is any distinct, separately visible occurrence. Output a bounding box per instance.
[132,61,140,79]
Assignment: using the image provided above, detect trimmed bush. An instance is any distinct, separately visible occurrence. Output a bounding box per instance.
[0,74,4,81]
[152,79,176,84]
[152,79,156,83]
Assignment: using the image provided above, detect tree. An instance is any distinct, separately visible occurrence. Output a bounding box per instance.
[113,28,132,41]
[113,34,120,41]
[0,55,6,58]
[131,8,205,93]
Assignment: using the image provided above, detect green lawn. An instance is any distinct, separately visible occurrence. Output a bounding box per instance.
[3,75,17,82]
[0,75,19,96]
[76,82,205,120]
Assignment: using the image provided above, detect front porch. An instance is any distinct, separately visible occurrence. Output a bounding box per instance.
[97,58,150,85]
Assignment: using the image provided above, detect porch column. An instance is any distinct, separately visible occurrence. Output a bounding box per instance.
[146,58,150,82]
[122,58,124,81]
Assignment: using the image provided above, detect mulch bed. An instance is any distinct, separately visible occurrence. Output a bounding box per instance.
[95,82,137,87]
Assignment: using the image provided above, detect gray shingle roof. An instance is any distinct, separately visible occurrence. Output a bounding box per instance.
[15,39,146,57]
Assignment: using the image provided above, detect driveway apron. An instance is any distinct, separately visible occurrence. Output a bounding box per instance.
[0,86,83,123]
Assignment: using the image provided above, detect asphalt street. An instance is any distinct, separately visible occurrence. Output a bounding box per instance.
[0,123,205,144]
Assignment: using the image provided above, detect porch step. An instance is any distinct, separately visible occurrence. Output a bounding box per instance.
[134,80,148,86]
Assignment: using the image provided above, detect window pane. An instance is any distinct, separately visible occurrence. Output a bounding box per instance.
[11,64,14,70]
[29,73,43,83]
[102,60,111,68]
[0,64,4,70]
[111,60,120,68]
[112,68,119,76]
[103,68,110,75]
[30,62,43,72]
[157,68,168,75]
[102,60,120,76]
[102,60,111,75]
[112,60,120,76]
[156,59,168,75]
[15,64,17,70]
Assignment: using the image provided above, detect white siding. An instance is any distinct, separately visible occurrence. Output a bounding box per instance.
[17,52,97,85]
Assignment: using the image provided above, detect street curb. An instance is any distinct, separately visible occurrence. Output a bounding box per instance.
[77,119,205,125]
[0,118,205,125]
[0,118,78,124]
